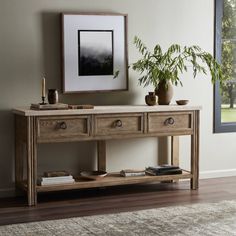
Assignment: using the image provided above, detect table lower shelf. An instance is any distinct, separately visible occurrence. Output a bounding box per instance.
[19,171,192,193]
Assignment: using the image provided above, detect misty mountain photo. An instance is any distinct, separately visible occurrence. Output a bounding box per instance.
[78,30,114,76]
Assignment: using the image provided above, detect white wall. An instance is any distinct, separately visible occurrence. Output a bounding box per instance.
[1,0,236,197]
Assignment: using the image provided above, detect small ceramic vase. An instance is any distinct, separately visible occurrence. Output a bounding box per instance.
[145,92,157,106]
[48,89,59,104]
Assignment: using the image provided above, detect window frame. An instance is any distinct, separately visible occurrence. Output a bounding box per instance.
[214,0,236,132]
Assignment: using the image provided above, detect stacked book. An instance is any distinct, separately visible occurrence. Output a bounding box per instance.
[38,171,75,186]
[31,103,69,110]
[145,165,182,176]
[120,169,146,177]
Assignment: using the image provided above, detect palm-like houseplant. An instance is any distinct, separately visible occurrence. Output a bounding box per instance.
[132,36,223,105]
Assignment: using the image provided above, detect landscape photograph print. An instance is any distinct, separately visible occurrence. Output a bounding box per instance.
[78,30,114,76]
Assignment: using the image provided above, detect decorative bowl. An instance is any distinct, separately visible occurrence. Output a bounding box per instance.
[80,171,107,180]
[176,100,189,105]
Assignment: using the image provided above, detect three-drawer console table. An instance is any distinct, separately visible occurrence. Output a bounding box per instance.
[13,105,200,206]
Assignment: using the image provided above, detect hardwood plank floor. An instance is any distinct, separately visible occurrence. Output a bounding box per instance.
[0,177,236,226]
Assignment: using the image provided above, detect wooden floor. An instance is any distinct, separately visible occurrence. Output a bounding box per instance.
[0,176,236,226]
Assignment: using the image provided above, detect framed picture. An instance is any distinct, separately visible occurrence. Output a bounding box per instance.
[61,13,128,93]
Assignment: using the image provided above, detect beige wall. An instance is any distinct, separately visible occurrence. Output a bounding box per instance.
[1,0,236,197]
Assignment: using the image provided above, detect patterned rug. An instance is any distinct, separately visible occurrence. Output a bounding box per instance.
[1,200,236,236]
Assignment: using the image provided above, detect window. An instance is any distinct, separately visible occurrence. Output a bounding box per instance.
[214,0,236,132]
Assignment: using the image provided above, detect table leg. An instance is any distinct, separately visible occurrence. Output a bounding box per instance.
[171,136,179,166]
[171,136,179,183]
[191,111,200,190]
[15,141,24,188]
[97,140,106,172]
[26,117,37,206]
[158,137,168,165]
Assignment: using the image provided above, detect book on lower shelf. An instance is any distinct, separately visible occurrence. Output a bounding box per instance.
[44,170,70,177]
[145,165,183,176]
[120,169,146,177]
[38,173,75,186]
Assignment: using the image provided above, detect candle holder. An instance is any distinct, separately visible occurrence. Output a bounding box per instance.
[40,96,47,105]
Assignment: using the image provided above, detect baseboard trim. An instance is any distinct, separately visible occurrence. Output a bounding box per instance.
[200,169,236,179]
[0,187,15,198]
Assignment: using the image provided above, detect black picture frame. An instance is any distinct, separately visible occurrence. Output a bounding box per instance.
[78,30,114,76]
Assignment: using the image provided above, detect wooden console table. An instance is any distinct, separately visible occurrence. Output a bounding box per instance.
[13,105,200,206]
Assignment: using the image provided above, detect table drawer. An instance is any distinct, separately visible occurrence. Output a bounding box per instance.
[94,113,144,136]
[37,116,90,141]
[148,112,193,133]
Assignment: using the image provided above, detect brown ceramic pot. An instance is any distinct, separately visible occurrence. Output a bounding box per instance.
[155,81,173,105]
[48,89,59,104]
[145,92,157,106]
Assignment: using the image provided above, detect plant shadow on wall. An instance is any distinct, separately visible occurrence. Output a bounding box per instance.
[131,36,224,105]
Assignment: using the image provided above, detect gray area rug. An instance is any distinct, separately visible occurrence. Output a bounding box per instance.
[1,200,236,236]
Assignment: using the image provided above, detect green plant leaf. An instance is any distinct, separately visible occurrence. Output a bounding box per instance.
[131,36,224,88]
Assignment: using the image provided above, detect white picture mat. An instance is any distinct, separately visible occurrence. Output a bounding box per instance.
[63,14,127,92]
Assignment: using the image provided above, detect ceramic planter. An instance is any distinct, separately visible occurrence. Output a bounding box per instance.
[155,81,173,105]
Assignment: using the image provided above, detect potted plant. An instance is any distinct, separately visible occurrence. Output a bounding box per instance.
[132,36,223,105]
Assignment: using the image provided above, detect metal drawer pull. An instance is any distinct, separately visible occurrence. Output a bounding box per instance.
[114,119,123,128]
[58,121,67,130]
[164,117,175,126]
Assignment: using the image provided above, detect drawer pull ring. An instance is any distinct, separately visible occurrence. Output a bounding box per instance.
[164,117,175,126]
[59,121,67,130]
[115,119,123,128]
